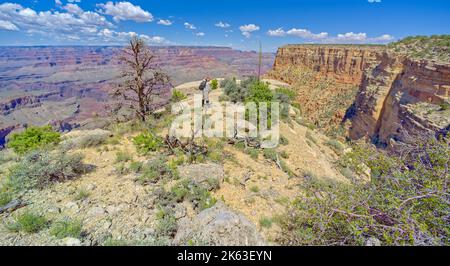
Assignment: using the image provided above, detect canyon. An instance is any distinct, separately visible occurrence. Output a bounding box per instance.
[268,43,450,145]
[0,46,274,146]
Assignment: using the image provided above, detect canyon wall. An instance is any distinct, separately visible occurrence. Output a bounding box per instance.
[350,54,450,144]
[269,44,382,85]
[269,44,450,144]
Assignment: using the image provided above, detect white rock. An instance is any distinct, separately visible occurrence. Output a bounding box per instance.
[62,237,81,246]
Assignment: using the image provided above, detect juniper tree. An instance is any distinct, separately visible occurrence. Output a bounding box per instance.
[113,36,170,121]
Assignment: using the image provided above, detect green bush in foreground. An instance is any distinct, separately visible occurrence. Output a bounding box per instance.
[133,132,163,155]
[278,137,449,246]
[0,190,12,206]
[259,217,273,228]
[137,156,178,184]
[7,125,61,155]
[171,89,187,102]
[50,218,83,239]
[211,79,219,90]
[7,211,48,233]
[7,150,86,191]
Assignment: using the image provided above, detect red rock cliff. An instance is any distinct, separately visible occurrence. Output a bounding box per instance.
[269,44,383,85]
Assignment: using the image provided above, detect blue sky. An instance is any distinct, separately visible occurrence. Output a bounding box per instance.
[0,0,448,51]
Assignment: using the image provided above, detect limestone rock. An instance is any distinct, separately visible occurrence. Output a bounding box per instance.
[173,201,266,246]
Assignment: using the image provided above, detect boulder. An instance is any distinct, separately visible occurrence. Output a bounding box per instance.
[173,201,266,246]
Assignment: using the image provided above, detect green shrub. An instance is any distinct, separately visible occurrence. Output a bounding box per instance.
[279,150,289,159]
[133,132,162,154]
[279,137,450,246]
[114,163,129,175]
[325,139,344,154]
[211,79,219,90]
[279,135,289,145]
[259,217,273,228]
[275,87,297,100]
[155,207,178,239]
[50,218,83,239]
[274,87,296,121]
[7,150,86,191]
[439,102,449,111]
[263,148,277,162]
[73,188,90,201]
[222,77,249,103]
[189,183,217,210]
[245,147,259,160]
[250,185,260,193]
[246,81,273,107]
[103,238,129,246]
[234,141,246,151]
[7,125,61,155]
[218,94,230,102]
[115,151,132,163]
[137,156,178,184]
[171,89,187,102]
[0,190,12,206]
[7,211,48,233]
[129,161,143,173]
[167,179,217,211]
[0,149,19,164]
[280,160,295,177]
[206,177,221,191]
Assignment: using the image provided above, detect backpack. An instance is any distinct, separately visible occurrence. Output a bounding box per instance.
[199,80,207,90]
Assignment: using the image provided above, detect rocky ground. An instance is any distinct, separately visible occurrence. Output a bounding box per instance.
[0,80,349,246]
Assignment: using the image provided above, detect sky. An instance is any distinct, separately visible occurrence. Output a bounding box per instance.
[0,0,448,51]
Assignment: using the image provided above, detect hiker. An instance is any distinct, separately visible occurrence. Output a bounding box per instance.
[199,77,211,107]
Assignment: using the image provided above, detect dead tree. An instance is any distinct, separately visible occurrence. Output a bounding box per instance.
[113,36,170,122]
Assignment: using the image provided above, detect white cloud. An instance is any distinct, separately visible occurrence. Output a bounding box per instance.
[68,0,82,2]
[239,24,259,32]
[371,34,394,41]
[337,32,367,41]
[242,31,251,38]
[97,1,153,22]
[330,32,393,43]
[63,3,83,15]
[368,0,381,3]
[0,20,18,31]
[0,3,112,34]
[215,21,230,28]
[196,32,205,37]
[0,2,169,45]
[266,24,393,44]
[184,22,196,30]
[267,28,286,37]
[98,29,167,44]
[239,24,259,38]
[55,0,62,6]
[157,19,172,26]
[287,28,329,39]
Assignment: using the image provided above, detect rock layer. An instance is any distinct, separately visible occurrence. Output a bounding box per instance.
[269,44,450,144]
[269,44,382,85]
[350,54,450,144]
